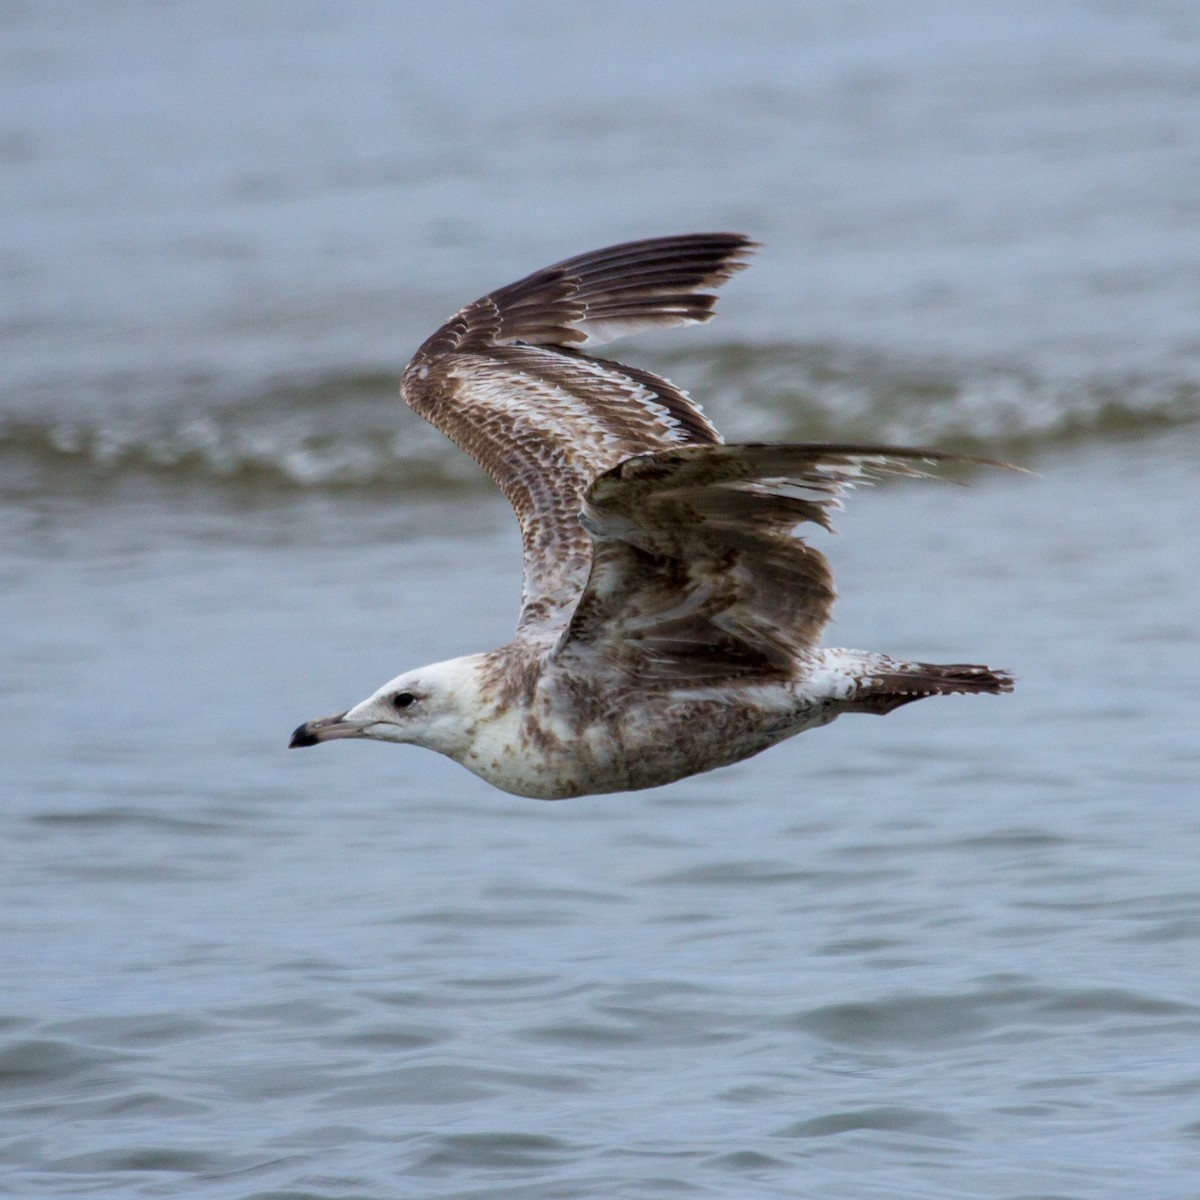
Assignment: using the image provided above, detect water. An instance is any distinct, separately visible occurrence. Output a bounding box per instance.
[3,2,1200,1197]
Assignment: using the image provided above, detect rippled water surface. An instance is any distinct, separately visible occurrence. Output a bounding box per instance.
[4,3,1200,1197]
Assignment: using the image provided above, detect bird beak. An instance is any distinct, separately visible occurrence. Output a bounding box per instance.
[289,711,365,748]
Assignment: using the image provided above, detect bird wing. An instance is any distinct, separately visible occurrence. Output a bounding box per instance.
[555,444,1010,683]
[401,234,754,631]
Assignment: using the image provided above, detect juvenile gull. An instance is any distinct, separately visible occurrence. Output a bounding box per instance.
[290,234,1014,798]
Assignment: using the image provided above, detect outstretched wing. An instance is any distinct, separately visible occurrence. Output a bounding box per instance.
[556,444,1013,683]
[402,234,754,631]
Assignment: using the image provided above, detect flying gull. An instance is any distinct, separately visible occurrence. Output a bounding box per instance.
[290,233,1014,798]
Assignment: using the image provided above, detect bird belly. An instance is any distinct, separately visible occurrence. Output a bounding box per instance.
[460,685,838,799]
[613,691,838,793]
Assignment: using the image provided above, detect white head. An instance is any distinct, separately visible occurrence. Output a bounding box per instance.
[289,655,483,762]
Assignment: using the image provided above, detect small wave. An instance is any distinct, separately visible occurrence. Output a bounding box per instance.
[674,342,1200,447]
[0,372,476,494]
[3,345,1197,496]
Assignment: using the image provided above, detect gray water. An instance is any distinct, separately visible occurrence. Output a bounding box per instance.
[3,3,1200,1197]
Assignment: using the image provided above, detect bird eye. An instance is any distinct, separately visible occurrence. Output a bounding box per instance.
[393,691,417,710]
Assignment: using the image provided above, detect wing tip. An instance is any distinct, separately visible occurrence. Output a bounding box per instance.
[411,232,763,360]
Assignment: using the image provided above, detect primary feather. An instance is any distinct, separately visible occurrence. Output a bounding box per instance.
[402,233,749,630]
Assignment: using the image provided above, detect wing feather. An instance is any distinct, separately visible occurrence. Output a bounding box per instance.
[556,444,1016,683]
[402,234,754,631]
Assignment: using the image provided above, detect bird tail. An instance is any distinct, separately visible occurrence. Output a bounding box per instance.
[840,657,1015,715]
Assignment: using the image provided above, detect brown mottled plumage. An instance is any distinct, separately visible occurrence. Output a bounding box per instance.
[290,234,1016,798]
[402,234,742,631]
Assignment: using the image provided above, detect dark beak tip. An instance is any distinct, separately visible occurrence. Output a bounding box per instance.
[289,722,318,749]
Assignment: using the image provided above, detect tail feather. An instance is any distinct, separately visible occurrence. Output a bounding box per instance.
[844,660,1015,716]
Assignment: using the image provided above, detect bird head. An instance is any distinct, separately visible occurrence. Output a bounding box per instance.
[289,656,481,759]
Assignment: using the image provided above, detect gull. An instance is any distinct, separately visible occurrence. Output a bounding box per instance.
[290,233,1014,798]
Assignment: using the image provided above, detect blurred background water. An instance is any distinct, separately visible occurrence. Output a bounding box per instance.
[3,2,1200,1197]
